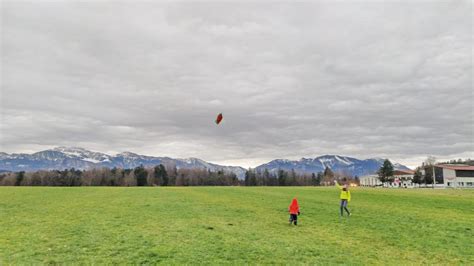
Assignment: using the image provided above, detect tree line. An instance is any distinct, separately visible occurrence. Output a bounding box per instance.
[0,165,239,186]
[244,167,358,186]
[438,158,473,166]
[0,165,357,187]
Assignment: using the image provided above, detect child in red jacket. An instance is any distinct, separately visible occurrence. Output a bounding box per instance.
[288,198,300,225]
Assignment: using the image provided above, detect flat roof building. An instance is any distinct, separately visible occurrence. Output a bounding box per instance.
[423,164,474,188]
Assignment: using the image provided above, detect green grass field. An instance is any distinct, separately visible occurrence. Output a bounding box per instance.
[1,187,473,264]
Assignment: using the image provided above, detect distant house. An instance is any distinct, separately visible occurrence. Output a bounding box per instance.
[360,169,415,188]
[392,169,416,188]
[422,164,474,188]
[359,174,380,187]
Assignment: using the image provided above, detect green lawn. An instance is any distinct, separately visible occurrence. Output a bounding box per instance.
[1,187,473,264]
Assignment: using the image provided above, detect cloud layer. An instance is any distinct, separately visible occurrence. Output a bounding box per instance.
[1,1,472,168]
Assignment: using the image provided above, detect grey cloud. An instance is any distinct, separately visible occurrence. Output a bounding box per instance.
[1,1,472,168]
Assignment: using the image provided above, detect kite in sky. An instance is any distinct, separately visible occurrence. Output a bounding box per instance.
[215,113,223,125]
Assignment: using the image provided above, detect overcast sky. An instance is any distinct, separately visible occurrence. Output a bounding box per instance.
[1,0,472,168]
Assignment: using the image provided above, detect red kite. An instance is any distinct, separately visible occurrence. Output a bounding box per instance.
[215,113,223,125]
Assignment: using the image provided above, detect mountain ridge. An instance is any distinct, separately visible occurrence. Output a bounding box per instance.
[256,155,410,177]
[0,147,247,178]
[0,147,410,179]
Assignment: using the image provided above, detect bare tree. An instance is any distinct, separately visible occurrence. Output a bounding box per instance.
[425,156,437,166]
[424,156,437,187]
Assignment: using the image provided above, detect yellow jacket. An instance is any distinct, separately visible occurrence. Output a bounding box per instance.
[335,182,351,201]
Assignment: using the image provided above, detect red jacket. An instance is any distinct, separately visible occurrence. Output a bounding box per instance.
[288,198,300,214]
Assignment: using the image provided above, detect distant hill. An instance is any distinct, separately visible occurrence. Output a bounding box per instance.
[0,147,411,179]
[0,147,246,178]
[256,155,410,177]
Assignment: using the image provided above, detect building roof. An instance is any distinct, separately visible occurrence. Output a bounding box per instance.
[394,169,415,175]
[435,164,474,171]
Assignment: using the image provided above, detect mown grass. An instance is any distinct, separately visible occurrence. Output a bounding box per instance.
[1,187,473,264]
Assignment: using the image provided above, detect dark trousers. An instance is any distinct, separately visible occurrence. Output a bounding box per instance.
[340,199,350,216]
[289,214,298,225]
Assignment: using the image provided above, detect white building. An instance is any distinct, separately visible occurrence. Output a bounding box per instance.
[359,174,381,187]
[422,164,474,188]
[392,169,415,188]
[360,169,415,187]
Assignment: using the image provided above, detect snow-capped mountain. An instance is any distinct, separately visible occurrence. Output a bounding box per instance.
[0,148,410,179]
[53,147,113,163]
[255,155,410,177]
[0,147,246,178]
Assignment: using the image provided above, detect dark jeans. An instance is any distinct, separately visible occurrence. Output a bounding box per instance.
[340,199,350,216]
[289,214,298,225]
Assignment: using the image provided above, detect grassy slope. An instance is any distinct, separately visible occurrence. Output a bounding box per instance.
[0,187,473,264]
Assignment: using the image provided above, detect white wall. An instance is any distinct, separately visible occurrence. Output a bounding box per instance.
[443,168,456,187]
[360,175,381,186]
[394,174,414,187]
[442,168,474,187]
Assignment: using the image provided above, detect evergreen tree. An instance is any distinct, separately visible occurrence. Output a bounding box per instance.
[311,173,317,186]
[316,172,323,186]
[244,170,250,186]
[15,171,25,186]
[249,169,257,186]
[134,165,148,186]
[277,169,287,186]
[423,168,433,185]
[377,159,394,185]
[159,164,169,186]
[153,165,162,185]
[412,168,422,186]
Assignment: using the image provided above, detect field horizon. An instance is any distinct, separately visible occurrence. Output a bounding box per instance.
[1,187,473,264]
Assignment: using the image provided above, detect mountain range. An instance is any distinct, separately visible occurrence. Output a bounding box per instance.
[0,147,247,178]
[256,155,410,177]
[0,147,410,179]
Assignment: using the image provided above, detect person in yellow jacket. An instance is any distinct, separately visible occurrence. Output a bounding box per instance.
[334,180,351,217]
